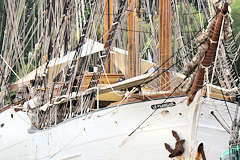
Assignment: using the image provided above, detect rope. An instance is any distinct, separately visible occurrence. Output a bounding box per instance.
[128,73,193,137]
[13,0,223,130]
[99,52,123,96]
[0,55,20,80]
[126,13,221,138]
[215,68,233,123]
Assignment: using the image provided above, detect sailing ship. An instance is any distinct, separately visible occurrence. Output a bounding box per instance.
[0,0,239,159]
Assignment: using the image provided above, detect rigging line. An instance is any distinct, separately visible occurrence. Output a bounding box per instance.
[197,0,203,28]
[116,87,138,109]
[74,0,129,111]
[101,1,215,51]
[232,44,240,63]
[120,12,210,40]
[145,0,158,51]
[126,15,221,137]
[85,0,127,87]
[224,28,240,83]
[211,111,230,134]
[59,0,214,98]
[125,8,205,15]
[0,70,14,105]
[128,72,194,137]
[15,16,45,67]
[69,0,96,63]
[145,17,214,74]
[142,50,191,89]
[179,11,206,16]
[140,37,206,88]
[98,52,123,96]
[230,24,240,46]
[132,23,215,91]
[215,107,231,131]
[42,1,54,70]
[0,55,20,80]
[62,0,97,96]
[223,42,240,90]
[214,68,233,123]
[91,2,216,57]
[106,22,196,88]
[120,28,152,34]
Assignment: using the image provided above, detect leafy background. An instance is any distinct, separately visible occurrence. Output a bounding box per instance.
[232,0,240,36]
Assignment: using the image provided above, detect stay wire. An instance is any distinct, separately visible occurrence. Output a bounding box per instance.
[222,33,240,90]
[127,14,218,137]
[215,68,233,123]
[145,13,219,84]
[128,70,197,137]
[125,9,205,16]
[128,43,204,137]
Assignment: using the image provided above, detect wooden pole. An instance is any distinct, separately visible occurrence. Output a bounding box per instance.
[127,0,139,78]
[135,0,140,76]
[159,0,171,90]
[104,0,113,73]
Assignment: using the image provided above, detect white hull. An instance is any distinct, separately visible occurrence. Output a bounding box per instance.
[0,94,234,160]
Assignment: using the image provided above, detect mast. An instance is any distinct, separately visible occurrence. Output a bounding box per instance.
[104,0,113,73]
[127,0,139,78]
[159,0,171,90]
[135,0,140,76]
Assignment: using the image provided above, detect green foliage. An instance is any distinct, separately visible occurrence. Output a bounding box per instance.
[4,91,16,105]
[177,2,207,44]
[231,0,240,35]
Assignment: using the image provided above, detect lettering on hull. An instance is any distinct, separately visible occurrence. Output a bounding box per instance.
[151,102,176,110]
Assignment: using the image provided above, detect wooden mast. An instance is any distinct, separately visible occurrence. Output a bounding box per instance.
[135,0,140,76]
[127,0,139,78]
[104,0,113,73]
[159,0,171,90]
[187,3,229,105]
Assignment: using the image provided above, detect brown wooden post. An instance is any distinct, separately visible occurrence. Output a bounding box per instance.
[128,0,139,78]
[104,0,113,73]
[135,0,140,76]
[159,0,171,90]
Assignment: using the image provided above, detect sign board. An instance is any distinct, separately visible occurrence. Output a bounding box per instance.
[151,102,176,110]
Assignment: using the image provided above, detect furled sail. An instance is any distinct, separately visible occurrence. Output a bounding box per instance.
[187,2,231,105]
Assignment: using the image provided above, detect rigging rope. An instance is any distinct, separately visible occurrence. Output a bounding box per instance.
[126,12,223,137]
[139,15,218,87]
[80,0,128,103]
[215,69,234,122]
[14,0,234,130]
[128,72,198,137]
[0,55,20,80]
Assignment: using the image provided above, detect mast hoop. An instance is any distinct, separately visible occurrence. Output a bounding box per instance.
[209,39,218,44]
[200,64,211,69]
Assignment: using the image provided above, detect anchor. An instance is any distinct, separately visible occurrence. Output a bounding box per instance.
[164,130,185,158]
